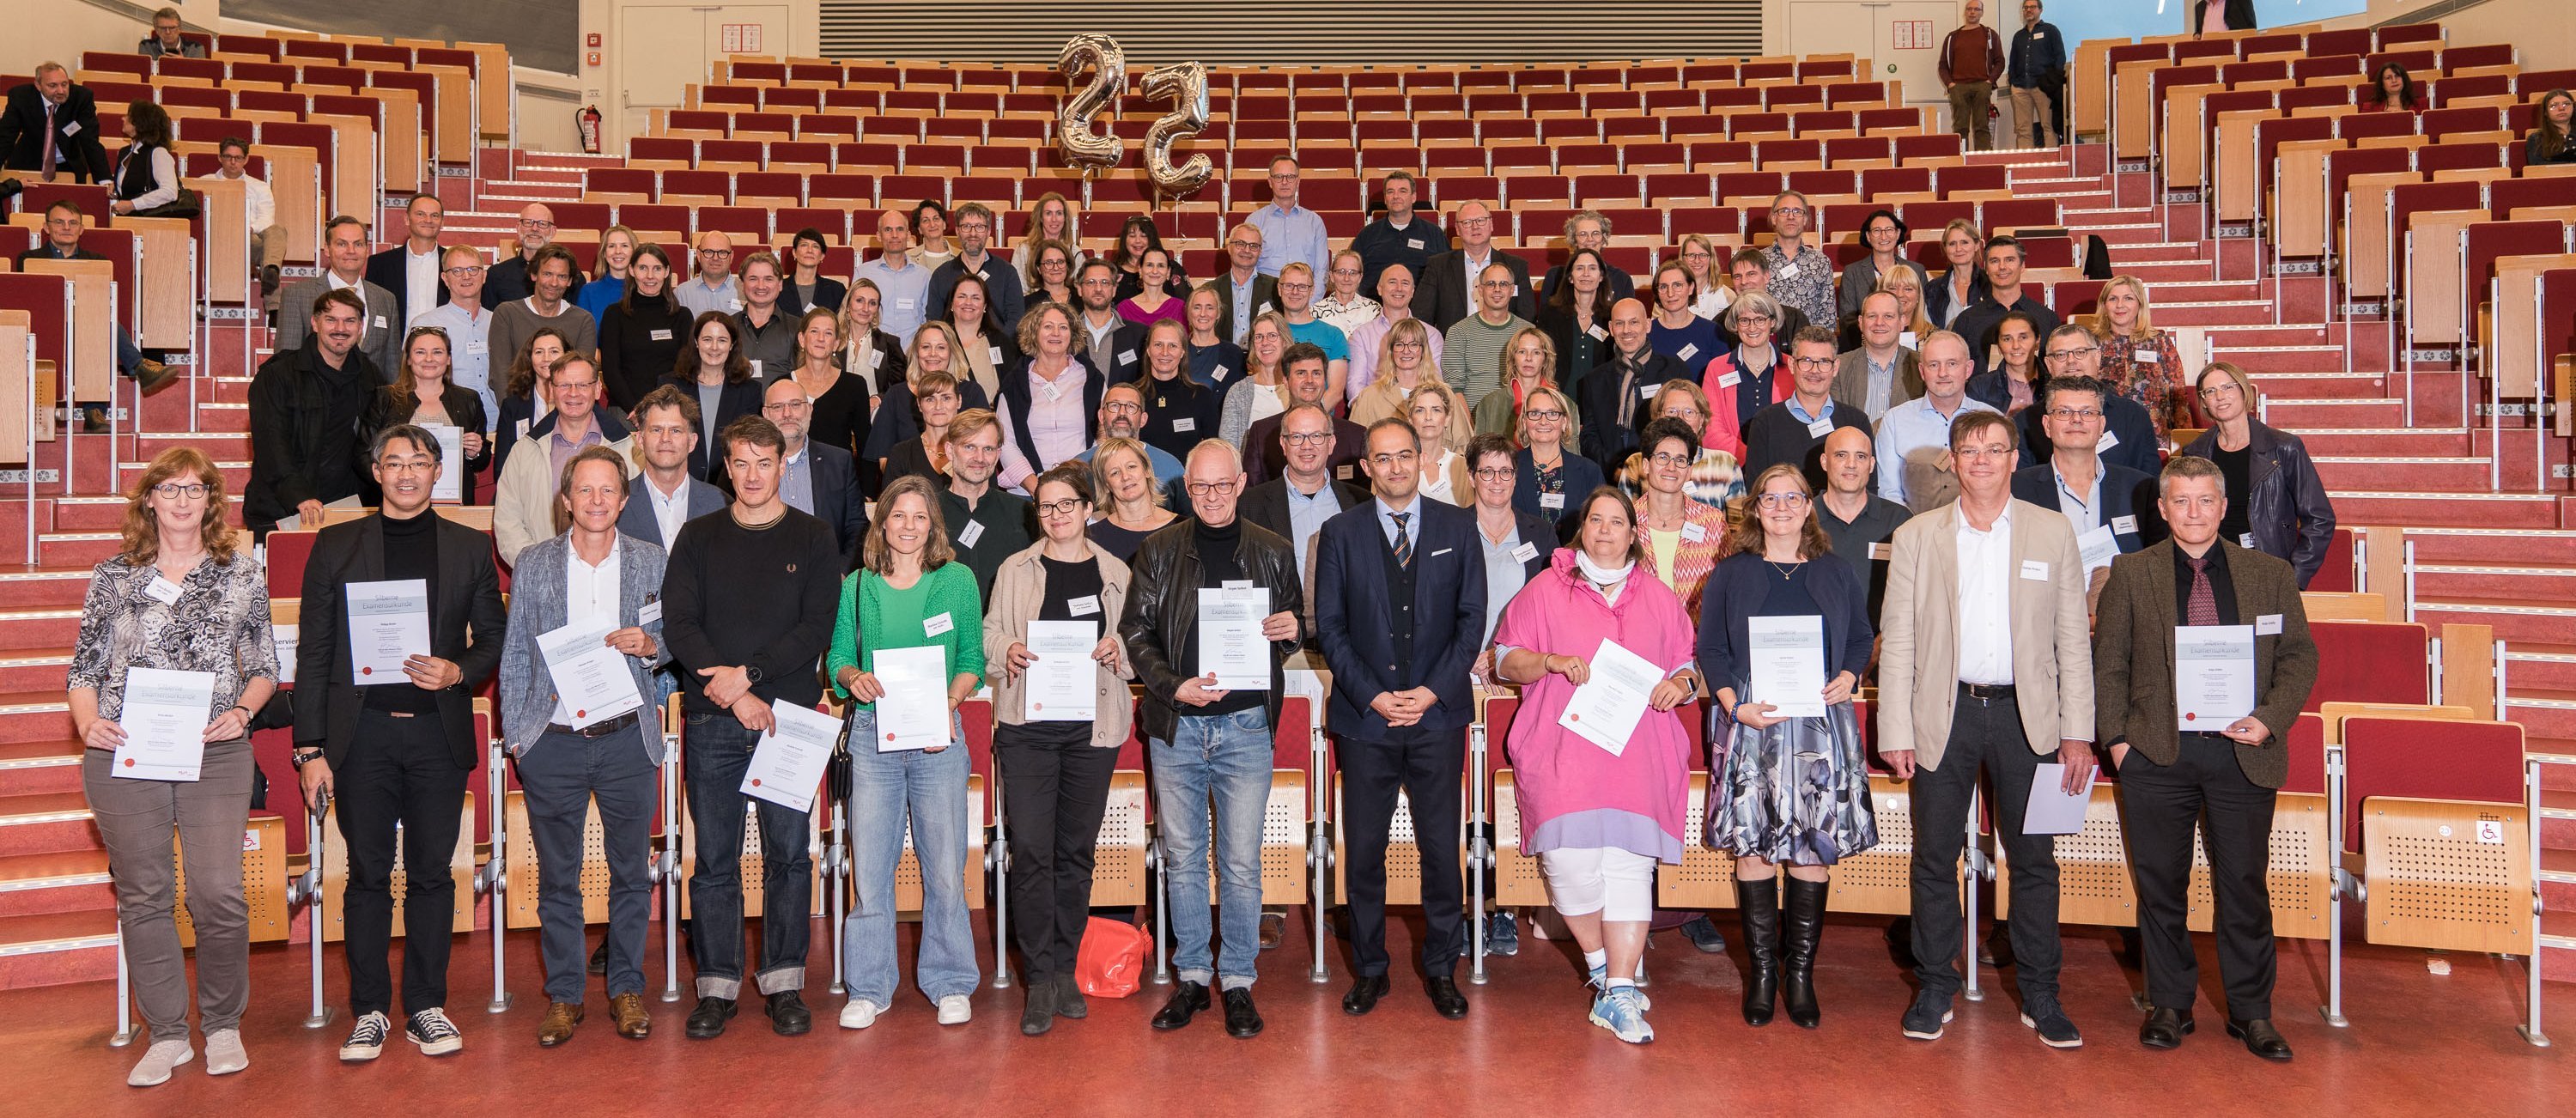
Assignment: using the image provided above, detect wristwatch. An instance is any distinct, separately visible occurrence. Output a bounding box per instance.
[291,747,324,769]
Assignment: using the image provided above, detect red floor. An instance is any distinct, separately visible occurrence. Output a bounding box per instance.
[3,912,2567,1114]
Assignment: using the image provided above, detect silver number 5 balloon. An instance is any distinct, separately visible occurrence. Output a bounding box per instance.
[1139,61,1212,200]
[1055,33,1126,173]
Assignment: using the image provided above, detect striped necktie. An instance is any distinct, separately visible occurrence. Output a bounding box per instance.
[1391,512,1413,568]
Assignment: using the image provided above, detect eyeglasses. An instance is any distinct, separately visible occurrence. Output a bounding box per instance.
[1368,451,1419,467]
[2198,381,2243,398]
[2046,407,2105,420]
[2044,345,2099,362]
[1479,279,1516,289]
[1472,466,1516,480]
[1281,431,1334,446]
[1227,239,1261,250]
[150,483,210,500]
[1524,409,1566,422]
[1792,357,1837,370]
[1953,447,2015,459]
[441,265,481,276]
[1736,313,1776,324]
[1771,206,1809,217]
[1455,216,1492,228]
[1278,282,1314,292]
[1392,340,1424,350]
[1103,400,1143,416]
[1035,497,1086,516]
[519,219,556,231]
[1757,493,1811,509]
[1649,452,1694,467]
[1185,479,1240,496]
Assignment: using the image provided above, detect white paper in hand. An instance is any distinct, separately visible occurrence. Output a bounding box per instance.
[740,700,841,812]
[1747,615,1828,719]
[2020,763,2097,835]
[345,579,429,685]
[1557,638,1661,756]
[1024,620,1097,722]
[1196,586,1270,691]
[536,621,644,729]
[872,645,951,751]
[114,667,216,781]
[2175,624,2255,726]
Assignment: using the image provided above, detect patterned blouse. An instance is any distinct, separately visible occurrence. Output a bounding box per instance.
[67,552,278,725]
[1760,241,1839,331]
[1635,495,1732,616]
[2094,328,2185,437]
[1312,295,1382,337]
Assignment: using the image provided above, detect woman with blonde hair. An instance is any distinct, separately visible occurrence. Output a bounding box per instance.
[1474,325,1581,443]
[2090,275,2186,435]
[2179,362,2337,587]
[838,277,910,405]
[1408,381,1473,504]
[1510,385,1604,527]
[70,447,278,1085]
[1350,317,1440,427]
[1680,234,1735,320]
[575,224,642,321]
[1085,436,1181,562]
[1926,218,1988,328]
[1875,267,1935,346]
[790,307,870,459]
[1218,312,1297,447]
[1012,192,1083,277]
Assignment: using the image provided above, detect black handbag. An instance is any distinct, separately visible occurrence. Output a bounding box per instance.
[132,185,201,220]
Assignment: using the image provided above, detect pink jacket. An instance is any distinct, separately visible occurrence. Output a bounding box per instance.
[1491,549,1696,862]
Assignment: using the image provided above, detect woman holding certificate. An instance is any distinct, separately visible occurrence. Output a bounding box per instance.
[1487,488,1700,1045]
[827,475,987,1030]
[1696,464,1877,1030]
[982,463,1136,1035]
[67,447,279,1085]
[357,326,491,506]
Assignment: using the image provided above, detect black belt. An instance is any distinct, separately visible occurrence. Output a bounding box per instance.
[1958,682,2017,702]
[547,711,641,738]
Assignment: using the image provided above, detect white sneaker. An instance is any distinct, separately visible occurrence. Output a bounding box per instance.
[404,1008,465,1055]
[935,994,972,1025]
[126,1039,193,1086]
[202,1029,248,1075]
[338,1012,391,1062]
[839,999,879,1030]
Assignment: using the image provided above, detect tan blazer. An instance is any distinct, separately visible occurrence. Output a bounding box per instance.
[1876,498,2095,769]
[980,540,1136,747]
[1832,346,1923,418]
[2092,540,2320,788]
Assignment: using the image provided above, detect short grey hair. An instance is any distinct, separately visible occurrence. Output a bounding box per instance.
[2160,453,2224,498]
[1185,438,1243,476]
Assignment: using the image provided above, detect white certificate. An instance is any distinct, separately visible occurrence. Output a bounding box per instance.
[872,645,951,751]
[740,700,841,812]
[536,621,644,729]
[2175,624,2255,727]
[2021,763,2098,836]
[1196,586,1270,691]
[114,667,216,781]
[2076,524,2118,572]
[1747,614,1828,720]
[344,579,430,685]
[1557,638,1661,756]
[1024,620,1097,722]
[422,423,463,503]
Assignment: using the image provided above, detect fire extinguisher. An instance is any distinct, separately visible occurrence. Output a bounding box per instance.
[577,105,603,154]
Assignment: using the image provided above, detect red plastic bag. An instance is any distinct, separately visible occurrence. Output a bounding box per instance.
[1074,916,1148,998]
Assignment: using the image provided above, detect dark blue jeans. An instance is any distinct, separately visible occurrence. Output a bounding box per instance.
[683,710,812,1000]
[517,728,658,1004]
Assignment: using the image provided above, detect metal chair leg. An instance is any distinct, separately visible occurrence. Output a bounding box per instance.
[1963,784,1985,1003]
[108,928,136,1048]
[483,743,510,1014]
[659,748,682,1003]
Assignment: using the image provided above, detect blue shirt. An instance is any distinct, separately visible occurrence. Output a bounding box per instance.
[1873,394,2001,506]
[1249,203,1329,281]
[409,301,496,425]
[1188,341,1244,390]
[851,256,933,341]
[1288,318,1349,362]
[2051,462,2105,537]
[1375,495,1424,554]
[1285,476,1346,574]
[780,444,816,516]
[1228,273,1267,345]
[1649,316,1723,379]
[1786,395,1834,425]
[574,276,627,324]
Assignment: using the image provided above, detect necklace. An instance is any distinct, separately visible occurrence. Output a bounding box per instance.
[1764,557,1805,580]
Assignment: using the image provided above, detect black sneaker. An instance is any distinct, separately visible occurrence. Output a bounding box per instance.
[1680,913,1728,953]
[337,1011,391,1061]
[1486,911,1521,957]
[404,1008,464,1055]
[1901,990,1955,1041]
[2022,1000,2084,1048]
[765,990,811,1036]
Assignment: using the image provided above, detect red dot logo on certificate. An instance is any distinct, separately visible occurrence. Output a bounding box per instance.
[1568,713,1581,722]
[360,666,373,675]
[575,709,586,720]
[2184,712,2196,722]
[123,757,136,767]
[750,778,763,787]
[1033,702,1043,712]
[886,732,896,742]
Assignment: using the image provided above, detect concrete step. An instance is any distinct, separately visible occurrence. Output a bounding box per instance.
[0,648,69,696]
[0,738,84,798]
[2399,528,2576,566]
[35,533,121,569]
[2531,738,2576,791]
[0,693,74,746]
[2542,912,2573,983]
[2148,300,2277,327]
[2503,689,2576,741]
[2264,397,2405,428]
[2326,491,2561,529]
[0,849,113,918]
[0,910,118,989]
[2409,562,2576,602]
[0,608,81,653]
[2414,598,2576,645]
[0,791,96,857]
[2225,347,2367,375]
[2200,323,2338,349]
[0,567,105,608]
[2312,456,2494,492]
[2297,428,2473,456]
[47,498,127,533]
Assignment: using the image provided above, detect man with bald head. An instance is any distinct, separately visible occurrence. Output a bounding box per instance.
[1420,201,1534,327]
[851,209,933,341]
[1577,297,1687,468]
[1816,423,1909,618]
[676,230,743,319]
[484,203,579,309]
[1875,331,2002,511]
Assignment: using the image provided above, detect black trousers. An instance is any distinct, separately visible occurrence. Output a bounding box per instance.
[995,721,1120,983]
[337,708,471,1018]
[1908,687,2065,1004]
[1337,729,1467,978]
[2118,734,2279,1020]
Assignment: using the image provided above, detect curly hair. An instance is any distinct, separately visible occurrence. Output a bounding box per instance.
[119,447,236,566]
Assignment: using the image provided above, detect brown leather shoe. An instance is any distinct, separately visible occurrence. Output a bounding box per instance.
[611,993,651,1040]
[536,1001,584,1048]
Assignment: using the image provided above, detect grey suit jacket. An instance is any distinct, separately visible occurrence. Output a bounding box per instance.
[615,471,724,550]
[1876,499,2095,770]
[276,275,403,382]
[2093,540,2319,788]
[1832,347,1923,419]
[498,532,671,763]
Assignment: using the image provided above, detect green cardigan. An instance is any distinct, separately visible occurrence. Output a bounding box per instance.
[826,561,986,712]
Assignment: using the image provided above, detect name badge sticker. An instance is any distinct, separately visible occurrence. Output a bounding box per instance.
[144,576,184,605]
[2135,349,2159,362]
[958,520,986,548]
[1806,417,1833,438]
[1172,417,1197,432]
[896,298,916,311]
[924,611,954,636]
[1639,384,1658,399]
[1210,364,1230,381]
[1068,595,1102,617]
[1681,522,1709,543]
[1868,542,1893,561]
[2111,514,2139,535]
[987,345,1005,365]
[1539,492,1566,510]
[870,349,885,370]
[649,329,673,342]
[1716,372,1741,388]
[1777,263,1799,280]
[1586,325,1608,341]
[1678,343,1701,362]
[1510,542,1540,563]
[638,600,663,626]
[1119,349,1137,366]
[1406,238,1425,250]
[2097,430,2120,453]
[2020,559,2050,581]
[2256,613,2284,635]
[2239,532,2257,549]
[729,299,744,313]
[373,315,388,329]
[1334,465,1354,480]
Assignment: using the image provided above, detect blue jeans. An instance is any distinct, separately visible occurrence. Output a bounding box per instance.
[517,728,657,1004]
[841,708,981,1009]
[1151,707,1272,990]
[683,711,811,1000]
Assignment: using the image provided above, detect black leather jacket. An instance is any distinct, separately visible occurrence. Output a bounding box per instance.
[2180,420,2336,588]
[1118,516,1305,742]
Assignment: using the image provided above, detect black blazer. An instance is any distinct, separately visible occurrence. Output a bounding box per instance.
[1315,497,1486,738]
[1242,477,1370,545]
[658,372,764,480]
[294,513,509,769]
[1537,262,1637,309]
[1504,511,1558,581]
[365,244,449,329]
[1419,248,1536,327]
[355,382,491,503]
[0,84,109,180]
[1244,413,1367,489]
[1198,272,1281,346]
[780,276,848,318]
[1084,318,1152,384]
[1575,350,1689,468]
[2010,461,2167,552]
[1694,550,1873,700]
[860,374,993,462]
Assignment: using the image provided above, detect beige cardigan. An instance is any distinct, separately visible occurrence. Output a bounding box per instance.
[981,539,1137,746]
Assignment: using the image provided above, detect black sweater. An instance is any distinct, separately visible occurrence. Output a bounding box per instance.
[599,297,694,412]
[659,507,845,714]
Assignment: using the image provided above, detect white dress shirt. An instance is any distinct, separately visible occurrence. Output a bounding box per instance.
[551,537,622,725]
[1953,501,2015,686]
[645,473,692,549]
[404,246,442,321]
[233,172,277,230]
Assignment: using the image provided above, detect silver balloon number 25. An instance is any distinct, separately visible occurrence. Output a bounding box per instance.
[1053,35,1212,201]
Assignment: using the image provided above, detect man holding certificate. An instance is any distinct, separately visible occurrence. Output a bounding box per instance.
[1121,441,1303,1038]
[659,415,845,1040]
[497,447,670,1047]
[294,425,507,1061]
[1315,419,1487,1021]
[1877,398,2095,1050]
[826,475,989,1032]
[2093,455,2317,1061]
[981,463,1136,1036]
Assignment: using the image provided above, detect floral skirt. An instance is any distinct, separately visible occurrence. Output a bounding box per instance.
[1706,699,1878,866]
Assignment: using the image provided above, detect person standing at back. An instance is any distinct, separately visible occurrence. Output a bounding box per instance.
[1941,2,2007,151]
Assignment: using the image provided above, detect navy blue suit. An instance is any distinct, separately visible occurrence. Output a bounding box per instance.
[1315,494,1485,978]
[2013,459,2167,552]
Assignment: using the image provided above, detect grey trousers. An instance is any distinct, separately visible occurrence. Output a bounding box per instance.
[82,737,256,1042]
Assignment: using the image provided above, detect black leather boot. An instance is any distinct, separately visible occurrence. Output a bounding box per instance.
[1736,874,1780,1026]
[1781,877,1830,1029]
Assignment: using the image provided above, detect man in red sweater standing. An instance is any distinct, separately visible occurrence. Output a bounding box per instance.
[1941,1,2008,151]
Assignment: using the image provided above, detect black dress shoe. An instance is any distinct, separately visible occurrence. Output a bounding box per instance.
[1221,988,1264,1038]
[2139,1006,2196,1049]
[1425,975,1469,1019]
[2227,1018,2293,1062]
[683,996,736,1039]
[1151,981,1210,1030]
[1341,974,1389,1016]
[765,991,811,1036]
